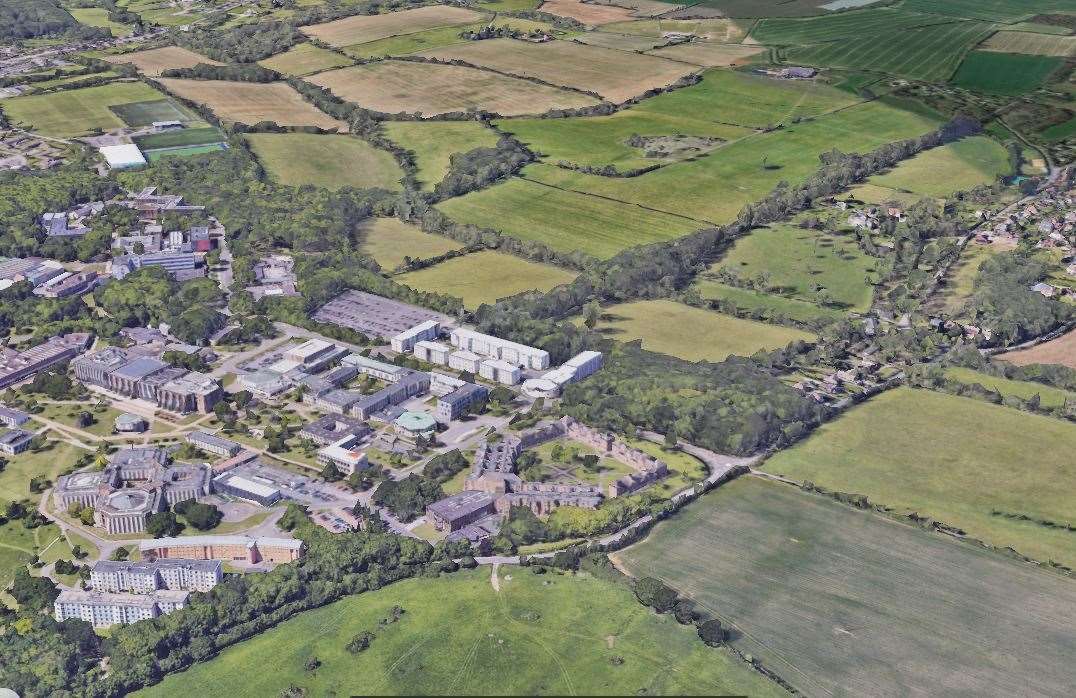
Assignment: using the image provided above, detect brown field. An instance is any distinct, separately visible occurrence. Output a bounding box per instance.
[602,18,747,42]
[420,38,698,102]
[588,0,687,17]
[305,60,598,116]
[157,79,346,129]
[572,32,669,51]
[300,6,488,47]
[104,46,220,76]
[996,328,1076,369]
[538,0,636,25]
[646,41,765,67]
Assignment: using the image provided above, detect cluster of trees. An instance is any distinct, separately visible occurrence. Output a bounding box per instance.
[174,21,301,63]
[0,0,110,41]
[93,268,228,345]
[422,449,469,484]
[432,137,533,200]
[370,474,443,523]
[173,499,223,531]
[161,63,281,82]
[966,251,1074,346]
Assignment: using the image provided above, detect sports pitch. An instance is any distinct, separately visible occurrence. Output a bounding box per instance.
[0,81,170,137]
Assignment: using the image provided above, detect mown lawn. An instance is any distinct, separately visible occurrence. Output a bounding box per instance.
[2,81,168,137]
[397,250,576,309]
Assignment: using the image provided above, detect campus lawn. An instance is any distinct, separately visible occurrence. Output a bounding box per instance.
[692,280,847,325]
[591,300,814,362]
[245,133,403,191]
[397,251,576,309]
[38,402,127,437]
[138,569,781,697]
[0,520,62,593]
[383,121,500,189]
[762,387,1076,567]
[950,51,1066,95]
[358,217,464,271]
[0,440,85,505]
[616,476,1076,697]
[865,135,1010,197]
[1,81,169,137]
[943,366,1076,408]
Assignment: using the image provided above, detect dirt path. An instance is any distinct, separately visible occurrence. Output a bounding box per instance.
[490,562,501,592]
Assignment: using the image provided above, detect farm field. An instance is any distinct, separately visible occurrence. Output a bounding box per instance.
[783,21,995,81]
[645,42,765,67]
[244,133,403,190]
[763,387,1076,567]
[300,6,488,47]
[668,0,832,17]
[865,135,1010,197]
[601,18,747,42]
[943,366,1076,408]
[435,177,701,258]
[750,6,958,45]
[692,280,847,325]
[257,43,353,76]
[419,38,697,103]
[615,476,1076,697]
[383,121,500,189]
[70,7,132,36]
[138,570,781,697]
[997,328,1076,369]
[950,51,1066,95]
[341,23,483,57]
[397,251,576,308]
[572,32,669,52]
[538,0,635,25]
[901,0,1072,23]
[979,30,1076,57]
[104,46,221,76]
[843,182,922,206]
[0,81,168,137]
[358,218,465,270]
[590,300,814,362]
[157,79,346,130]
[305,61,598,117]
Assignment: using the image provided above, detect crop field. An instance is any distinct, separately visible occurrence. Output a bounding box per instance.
[572,32,669,52]
[257,43,353,76]
[944,366,1076,408]
[305,61,598,116]
[0,81,168,137]
[538,0,635,25]
[383,121,499,189]
[866,135,1010,197]
[157,79,346,129]
[616,476,1076,697]
[601,18,747,42]
[435,177,701,258]
[300,6,488,47]
[139,570,779,697]
[341,23,483,57]
[419,38,697,103]
[784,21,995,81]
[901,0,1070,23]
[763,388,1076,567]
[692,280,847,324]
[645,42,765,67]
[997,328,1076,369]
[979,30,1076,57]
[750,6,959,45]
[398,251,576,308]
[245,133,402,190]
[104,46,221,76]
[951,51,1066,95]
[673,0,832,17]
[357,218,464,270]
[70,7,131,36]
[590,300,813,361]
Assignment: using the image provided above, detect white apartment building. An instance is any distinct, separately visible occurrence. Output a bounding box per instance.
[479,359,522,386]
[391,320,440,353]
[54,589,190,628]
[414,340,451,365]
[90,559,223,594]
[449,328,550,370]
[448,350,483,374]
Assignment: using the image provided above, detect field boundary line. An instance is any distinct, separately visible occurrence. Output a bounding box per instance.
[518,175,717,225]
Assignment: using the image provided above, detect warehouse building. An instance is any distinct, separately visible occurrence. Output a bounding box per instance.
[98,144,146,170]
[212,472,283,507]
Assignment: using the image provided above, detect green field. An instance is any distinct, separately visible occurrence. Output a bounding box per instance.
[863,135,1010,197]
[784,21,995,81]
[436,178,702,259]
[0,520,60,595]
[692,280,848,324]
[343,23,483,58]
[358,217,465,270]
[138,569,781,697]
[109,98,192,127]
[901,0,1073,23]
[950,51,1066,95]
[944,366,1076,408]
[245,133,403,191]
[257,43,353,76]
[591,300,814,362]
[70,7,132,36]
[398,251,576,308]
[0,439,85,505]
[145,144,229,162]
[931,242,995,314]
[383,121,500,189]
[616,476,1076,697]
[1,81,169,137]
[750,6,959,45]
[133,127,224,149]
[763,387,1076,566]
[713,223,880,311]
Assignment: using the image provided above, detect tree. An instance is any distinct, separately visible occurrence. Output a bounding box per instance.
[697,619,726,646]
[146,511,181,538]
[110,546,130,561]
[582,301,601,329]
[320,461,342,482]
[76,411,94,428]
[9,567,58,612]
[177,501,223,531]
[346,630,375,654]
[633,577,678,613]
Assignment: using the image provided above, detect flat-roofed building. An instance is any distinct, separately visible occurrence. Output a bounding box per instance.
[316,434,369,476]
[450,328,549,370]
[212,472,282,507]
[157,371,222,414]
[0,332,90,389]
[237,369,292,399]
[99,144,146,170]
[54,589,189,628]
[114,412,147,433]
[0,404,29,428]
[284,339,348,372]
[0,428,32,455]
[140,535,305,564]
[562,350,603,381]
[313,388,366,415]
[350,372,430,420]
[479,359,522,385]
[426,491,497,532]
[342,353,408,383]
[391,320,440,353]
[436,383,488,422]
[90,559,222,594]
[448,350,482,374]
[187,431,242,458]
[429,371,465,397]
[414,340,451,366]
[299,414,370,446]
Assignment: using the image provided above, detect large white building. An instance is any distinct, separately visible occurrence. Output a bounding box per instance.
[414,340,451,365]
[449,328,550,371]
[90,559,223,594]
[98,144,146,170]
[54,589,190,627]
[391,320,440,353]
[448,350,483,374]
[316,434,369,475]
[522,351,603,398]
[479,359,522,386]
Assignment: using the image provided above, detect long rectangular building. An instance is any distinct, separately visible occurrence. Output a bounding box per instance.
[140,535,304,564]
[449,328,549,370]
[54,589,190,628]
[0,333,91,389]
[90,559,222,594]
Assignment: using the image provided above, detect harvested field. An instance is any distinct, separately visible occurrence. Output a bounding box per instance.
[301,6,488,47]
[951,51,1065,95]
[257,43,353,76]
[1,81,169,137]
[572,32,669,52]
[601,18,747,42]
[646,41,765,67]
[668,0,831,18]
[383,121,499,189]
[538,0,635,25]
[357,218,464,270]
[588,0,686,17]
[104,46,220,76]
[157,79,346,129]
[617,476,1076,697]
[980,30,1076,57]
[244,133,402,190]
[997,328,1076,369]
[305,60,597,116]
[398,251,576,308]
[419,38,698,103]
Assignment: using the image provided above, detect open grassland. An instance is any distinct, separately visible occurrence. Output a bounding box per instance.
[0,521,61,594]
[673,0,831,17]
[763,388,1076,567]
[257,43,353,76]
[383,121,499,189]
[157,79,346,129]
[692,280,847,324]
[70,7,131,36]
[301,6,488,47]
[0,440,84,505]
[944,366,1076,408]
[398,251,576,308]
[419,38,697,103]
[105,46,220,76]
[750,6,959,45]
[306,61,597,116]
[139,570,781,697]
[435,177,701,258]
[517,97,940,224]
[713,223,878,311]
[601,18,747,42]
[616,476,1076,697]
[866,135,1010,197]
[931,243,994,314]
[357,218,464,270]
[645,42,765,67]
[1,80,167,137]
[538,0,635,25]
[997,328,1076,369]
[844,182,923,206]
[784,21,995,81]
[591,300,813,361]
[951,51,1066,95]
[980,30,1076,57]
[245,133,402,190]
[901,0,1069,23]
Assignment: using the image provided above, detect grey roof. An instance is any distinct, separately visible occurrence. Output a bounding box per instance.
[92,558,222,575]
[111,357,168,381]
[427,491,496,522]
[0,428,32,446]
[187,431,240,451]
[0,405,30,424]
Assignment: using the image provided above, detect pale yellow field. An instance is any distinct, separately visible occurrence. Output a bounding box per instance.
[358,218,465,270]
[646,41,765,67]
[420,38,698,102]
[258,43,353,76]
[979,30,1076,57]
[301,6,488,47]
[158,79,346,129]
[105,46,221,76]
[538,0,635,25]
[306,60,598,116]
[602,18,747,43]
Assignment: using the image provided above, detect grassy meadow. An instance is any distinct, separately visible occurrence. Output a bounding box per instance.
[70,7,132,36]
[397,251,576,308]
[750,5,957,45]
[104,46,221,76]
[692,280,848,325]
[1,81,168,137]
[863,135,1010,197]
[943,366,1076,408]
[950,51,1066,95]
[762,387,1076,567]
[245,133,403,190]
[358,218,465,270]
[257,43,353,76]
[158,80,345,130]
[383,121,500,189]
[980,31,1076,57]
